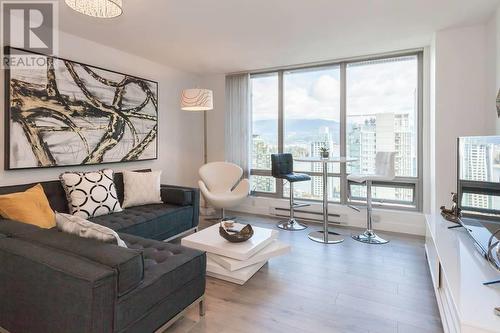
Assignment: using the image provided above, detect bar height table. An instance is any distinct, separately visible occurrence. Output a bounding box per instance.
[294,157,357,244]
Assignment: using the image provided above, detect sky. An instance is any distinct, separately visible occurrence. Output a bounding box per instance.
[251,56,418,122]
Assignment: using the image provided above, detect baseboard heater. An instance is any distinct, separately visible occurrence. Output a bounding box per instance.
[272,207,346,225]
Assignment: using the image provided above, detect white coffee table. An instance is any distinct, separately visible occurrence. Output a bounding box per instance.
[181,223,290,285]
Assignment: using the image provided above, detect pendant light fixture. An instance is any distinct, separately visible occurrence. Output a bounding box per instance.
[65,0,123,19]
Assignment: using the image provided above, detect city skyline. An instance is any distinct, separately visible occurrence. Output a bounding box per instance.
[252,112,417,205]
[460,139,500,211]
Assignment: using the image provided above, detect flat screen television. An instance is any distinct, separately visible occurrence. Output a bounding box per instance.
[457,135,500,257]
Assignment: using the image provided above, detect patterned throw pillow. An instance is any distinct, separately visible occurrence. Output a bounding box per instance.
[60,169,122,219]
[122,170,162,208]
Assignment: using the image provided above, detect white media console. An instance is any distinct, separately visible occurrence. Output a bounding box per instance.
[425,214,500,333]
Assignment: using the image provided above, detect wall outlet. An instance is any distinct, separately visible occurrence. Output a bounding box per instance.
[372,214,381,223]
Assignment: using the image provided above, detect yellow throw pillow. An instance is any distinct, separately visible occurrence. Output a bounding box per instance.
[0,184,56,229]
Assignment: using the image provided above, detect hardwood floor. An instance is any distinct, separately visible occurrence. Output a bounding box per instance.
[167,213,442,333]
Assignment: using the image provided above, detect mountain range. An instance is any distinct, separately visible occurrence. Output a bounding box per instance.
[253,119,340,144]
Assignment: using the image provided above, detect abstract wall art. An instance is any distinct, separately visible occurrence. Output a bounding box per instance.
[5,47,158,170]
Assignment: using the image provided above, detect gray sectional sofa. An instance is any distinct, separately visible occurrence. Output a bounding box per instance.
[0,171,206,333]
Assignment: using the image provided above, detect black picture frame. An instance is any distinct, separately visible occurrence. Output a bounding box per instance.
[4,46,159,170]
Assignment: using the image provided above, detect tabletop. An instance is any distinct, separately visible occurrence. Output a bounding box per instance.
[294,156,357,163]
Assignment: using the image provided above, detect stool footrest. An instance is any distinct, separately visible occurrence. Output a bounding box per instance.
[348,205,361,212]
[293,202,310,208]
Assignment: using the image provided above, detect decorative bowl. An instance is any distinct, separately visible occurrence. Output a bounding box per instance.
[219,223,254,243]
[223,220,235,228]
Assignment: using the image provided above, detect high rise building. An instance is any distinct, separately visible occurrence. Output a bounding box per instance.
[461,143,491,209]
[309,127,336,199]
[251,135,275,192]
[347,113,415,203]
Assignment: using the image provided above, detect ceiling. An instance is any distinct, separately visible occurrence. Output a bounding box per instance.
[58,0,500,74]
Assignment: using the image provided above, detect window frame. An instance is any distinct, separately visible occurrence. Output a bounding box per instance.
[458,180,500,217]
[249,50,424,211]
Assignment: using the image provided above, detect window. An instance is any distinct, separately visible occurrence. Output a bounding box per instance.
[250,73,278,193]
[346,56,419,207]
[284,66,341,201]
[250,52,422,210]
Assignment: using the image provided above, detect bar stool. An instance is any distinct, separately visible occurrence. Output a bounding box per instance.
[347,151,396,244]
[271,153,311,231]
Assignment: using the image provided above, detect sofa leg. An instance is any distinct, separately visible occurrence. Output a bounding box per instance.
[199,299,205,317]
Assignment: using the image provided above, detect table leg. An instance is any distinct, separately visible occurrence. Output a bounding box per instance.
[323,160,328,241]
[308,161,344,244]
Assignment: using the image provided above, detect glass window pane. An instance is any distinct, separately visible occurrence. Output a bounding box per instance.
[251,73,278,170]
[251,175,276,193]
[284,177,340,202]
[283,66,341,174]
[462,193,495,210]
[346,56,418,177]
[349,183,414,205]
[459,136,500,183]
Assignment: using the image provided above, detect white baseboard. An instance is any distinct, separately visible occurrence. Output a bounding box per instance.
[232,196,426,236]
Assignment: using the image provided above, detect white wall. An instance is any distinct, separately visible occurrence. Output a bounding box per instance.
[497,7,500,103]
[486,6,500,134]
[487,6,500,133]
[430,24,493,213]
[1,30,204,187]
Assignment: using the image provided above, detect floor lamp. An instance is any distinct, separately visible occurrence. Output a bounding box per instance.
[180,88,214,164]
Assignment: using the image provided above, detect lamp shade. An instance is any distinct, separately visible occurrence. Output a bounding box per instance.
[65,0,123,18]
[180,89,213,111]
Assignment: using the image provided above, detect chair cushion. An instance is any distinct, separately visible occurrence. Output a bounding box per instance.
[116,234,206,332]
[283,172,311,183]
[347,174,395,183]
[271,153,293,178]
[89,204,194,241]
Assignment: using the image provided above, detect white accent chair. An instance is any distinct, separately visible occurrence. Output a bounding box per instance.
[347,151,396,244]
[198,162,250,220]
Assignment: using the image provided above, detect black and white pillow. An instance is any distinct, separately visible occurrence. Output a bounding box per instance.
[60,169,122,219]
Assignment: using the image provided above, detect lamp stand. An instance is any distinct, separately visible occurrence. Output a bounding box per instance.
[200,110,216,216]
[203,110,208,164]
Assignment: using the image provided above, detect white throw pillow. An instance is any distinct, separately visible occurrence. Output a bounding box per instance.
[55,212,127,248]
[122,170,162,208]
[60,169,122,219]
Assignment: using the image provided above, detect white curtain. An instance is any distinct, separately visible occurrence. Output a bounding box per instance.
[225,73,251,177]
